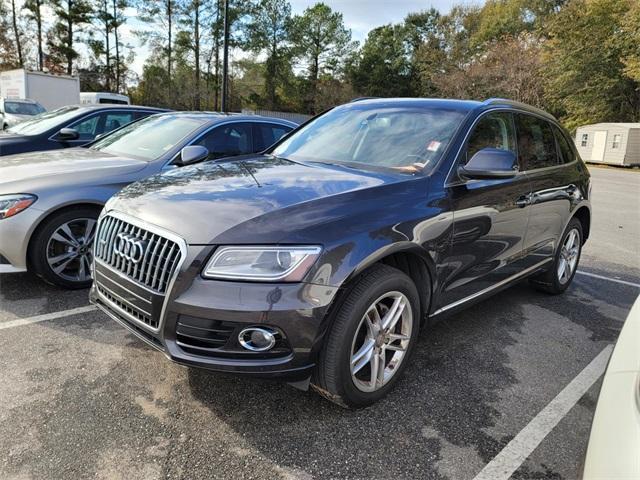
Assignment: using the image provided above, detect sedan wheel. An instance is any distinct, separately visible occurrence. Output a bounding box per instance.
[29,206,101,289]
[46,218,97,283]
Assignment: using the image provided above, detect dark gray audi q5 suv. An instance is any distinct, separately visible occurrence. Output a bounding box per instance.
[90,98,591,407]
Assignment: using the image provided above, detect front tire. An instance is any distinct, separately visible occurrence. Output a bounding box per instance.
[530,217,583,295]
[312,264,421,408]
[29,206,101,289]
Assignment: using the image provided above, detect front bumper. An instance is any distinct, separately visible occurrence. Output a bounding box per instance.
[90,258,339,380]
[0,206,45,273]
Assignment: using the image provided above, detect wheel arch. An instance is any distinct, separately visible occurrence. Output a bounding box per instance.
[26,202,104,269]
[342,242,435,323]
[572,205,591,243]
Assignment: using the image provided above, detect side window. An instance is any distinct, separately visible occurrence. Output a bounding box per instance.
[253,123,292,151]
[195,122,253,159]
[465,111,517,165]
[70,115,100,140]
[612,134,622,149]
[580,133,588,147]
[553,125,576,164]
[101,112,134,135]
[514,114,559,170]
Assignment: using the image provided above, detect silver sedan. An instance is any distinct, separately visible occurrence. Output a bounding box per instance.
[0,112,295,288]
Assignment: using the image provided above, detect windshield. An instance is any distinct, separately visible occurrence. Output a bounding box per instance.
[7,106,82,135]
[5,101,45,115]
[271,104,467,173]
[91,114,208,161]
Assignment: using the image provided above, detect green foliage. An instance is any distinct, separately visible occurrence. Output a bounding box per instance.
[542,0,639,130]
[47,0,94,74]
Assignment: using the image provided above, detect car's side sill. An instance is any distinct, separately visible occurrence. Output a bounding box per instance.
[430,258,553,317]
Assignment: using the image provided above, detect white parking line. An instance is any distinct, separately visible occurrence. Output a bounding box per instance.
[0,305,97,331]
[472,345,613,480]
[576,270,640,288]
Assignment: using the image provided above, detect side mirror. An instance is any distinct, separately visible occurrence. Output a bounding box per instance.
[57,128,80,141]
[458,148,518,179]
[177,145,209,166]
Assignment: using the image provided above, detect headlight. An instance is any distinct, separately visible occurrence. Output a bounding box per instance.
[0,194,37,219]
[203,246,322,282]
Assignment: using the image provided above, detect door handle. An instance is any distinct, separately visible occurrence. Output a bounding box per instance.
[515,194,531,208]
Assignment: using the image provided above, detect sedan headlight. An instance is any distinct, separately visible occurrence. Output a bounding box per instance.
[0,194,37,219]
[203,246,322,282]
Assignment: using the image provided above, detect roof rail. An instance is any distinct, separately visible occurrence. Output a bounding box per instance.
[483,98,555,119]
[349,97,379,103]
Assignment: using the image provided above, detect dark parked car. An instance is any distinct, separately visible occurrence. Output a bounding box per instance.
[0,112,296,288]
[0,104,166,156]
[89,98,591,407]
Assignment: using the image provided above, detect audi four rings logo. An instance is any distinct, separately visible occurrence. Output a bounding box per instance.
[113,232,147,264]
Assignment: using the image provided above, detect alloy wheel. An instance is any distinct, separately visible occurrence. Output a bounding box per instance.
[46,218,97,283]
[557,228,580,284]
[350,291,413,393]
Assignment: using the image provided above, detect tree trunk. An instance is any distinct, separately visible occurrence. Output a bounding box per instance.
[104,0,111,91]
[167,0,172,79]
[213,0,221,110]
[36,0,43,70]
[113,0,120,91]
[10,0,23,67]
[194,0,200,110]
[67,0,73,75]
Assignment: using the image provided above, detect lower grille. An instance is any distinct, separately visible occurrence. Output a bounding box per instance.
[96,281,157,329]
[176,315,236,351]
[175,315,292,359]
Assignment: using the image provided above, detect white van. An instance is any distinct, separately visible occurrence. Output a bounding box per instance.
[80,92,130,105]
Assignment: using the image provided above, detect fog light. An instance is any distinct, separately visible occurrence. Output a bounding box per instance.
[238,327,277,352]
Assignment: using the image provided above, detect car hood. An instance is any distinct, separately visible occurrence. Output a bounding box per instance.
[0,148,148,187]
[108,155,407,244]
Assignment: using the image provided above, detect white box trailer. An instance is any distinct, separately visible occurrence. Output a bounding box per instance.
[0,69,80,111]
[575,123,640,167]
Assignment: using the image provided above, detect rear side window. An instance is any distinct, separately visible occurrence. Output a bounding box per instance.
[515,114,559,170]
[465,111,517,165]
[253,123,292,151]
[553,126,576,164]
[102,112,134,135]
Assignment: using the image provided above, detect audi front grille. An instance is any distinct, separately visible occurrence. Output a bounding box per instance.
[94,214,183,294]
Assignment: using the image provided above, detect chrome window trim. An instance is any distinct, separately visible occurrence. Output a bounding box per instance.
[162,118,297,170]
[430,257,552,317]
[444,107,577,187]
[92,209,188,334]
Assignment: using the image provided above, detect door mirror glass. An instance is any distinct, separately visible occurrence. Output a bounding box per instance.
[459,148,518,179]
[177,145,209,166]
[57,127,80,141]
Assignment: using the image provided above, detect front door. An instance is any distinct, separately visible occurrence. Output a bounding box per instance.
[438,111,531,310]
[591,131,607,162]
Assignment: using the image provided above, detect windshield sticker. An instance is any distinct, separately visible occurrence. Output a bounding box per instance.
[427,141,441,152]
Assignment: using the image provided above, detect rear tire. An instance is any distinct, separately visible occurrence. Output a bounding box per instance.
[529,217,583,295]
[29,206,101,289]
[311,264,421,408]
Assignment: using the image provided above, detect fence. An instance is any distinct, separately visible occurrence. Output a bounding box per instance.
[241,108,311,125]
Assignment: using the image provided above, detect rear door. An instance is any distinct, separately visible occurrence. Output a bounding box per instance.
[439,111,532,309]
[515,113,575,267]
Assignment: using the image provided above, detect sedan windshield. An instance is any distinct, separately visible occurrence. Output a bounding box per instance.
[90,114,208,161]
[271,104,467,172]
[5,101,45,115]
[7,106,82,135]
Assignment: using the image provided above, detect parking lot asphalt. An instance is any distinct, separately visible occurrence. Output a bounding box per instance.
[0,166,638,480]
